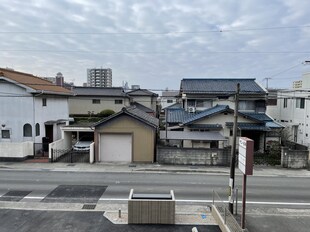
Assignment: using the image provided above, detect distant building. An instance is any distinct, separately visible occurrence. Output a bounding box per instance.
[87,68,112,87]
[292,72,310,89]
[42,72,73,89]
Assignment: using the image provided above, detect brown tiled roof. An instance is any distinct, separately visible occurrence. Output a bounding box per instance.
[0,68,72,95]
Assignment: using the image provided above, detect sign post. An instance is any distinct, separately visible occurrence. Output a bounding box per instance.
[238,137,254,229]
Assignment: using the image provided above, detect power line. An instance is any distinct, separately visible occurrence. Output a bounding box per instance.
[0,25,308,35]
[1,49,310,54]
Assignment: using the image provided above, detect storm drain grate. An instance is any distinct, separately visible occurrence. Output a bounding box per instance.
[82,204,96,210]
[67,164,76,166]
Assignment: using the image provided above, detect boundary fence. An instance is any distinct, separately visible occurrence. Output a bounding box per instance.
[212,190,248,232]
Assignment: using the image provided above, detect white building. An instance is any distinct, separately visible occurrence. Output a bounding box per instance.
[87,68,112,87]
[160,90,179,110]
[267,88,310,147]
[0,68,72,160]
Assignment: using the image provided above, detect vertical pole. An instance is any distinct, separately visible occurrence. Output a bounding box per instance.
[212,189,214,205]
[224,207,227,224]
[165,108,168,143]
[229,83,240,213]
[241,174,247,229]
[51,148,53,163]
[235,188,238,215]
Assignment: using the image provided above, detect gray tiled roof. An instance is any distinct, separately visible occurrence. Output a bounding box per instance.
[161,91,179,97]
[226,122,269,131]
[72,87,127,97]
[131,102,154,113]
[183,105,230,125]
[180,78,266,95]
[94,106,158,128]
[241,112,273,122]
[124,106,159,127]
[127,89,158,97]
[166,108,193,123]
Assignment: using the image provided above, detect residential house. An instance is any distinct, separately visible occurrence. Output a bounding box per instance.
[127,89,158,114]
[160,90,179,110]
[94,106,159,162]
[69,87,130,117]
[267,88,310,147]
[162,78,283,151]
[0,68,72,160]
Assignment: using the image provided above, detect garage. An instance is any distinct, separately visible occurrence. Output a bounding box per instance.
[99,134,132,162]
[94,106,159,163]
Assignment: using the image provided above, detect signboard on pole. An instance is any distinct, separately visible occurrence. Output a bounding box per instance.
[238,137,254,175]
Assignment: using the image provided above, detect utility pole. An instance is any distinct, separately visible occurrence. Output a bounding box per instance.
[264,77,271,89]
[229,83,240,213]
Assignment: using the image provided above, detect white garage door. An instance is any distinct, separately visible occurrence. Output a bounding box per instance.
[100,134,132,162]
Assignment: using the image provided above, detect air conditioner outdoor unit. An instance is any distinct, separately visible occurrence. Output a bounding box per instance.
[188,107,196,113]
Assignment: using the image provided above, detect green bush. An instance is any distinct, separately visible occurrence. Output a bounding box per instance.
[97,109,115,118]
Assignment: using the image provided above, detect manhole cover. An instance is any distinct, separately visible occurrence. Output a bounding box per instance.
[82,204,96,210]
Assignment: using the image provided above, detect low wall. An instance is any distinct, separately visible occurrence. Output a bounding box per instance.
[281,147,309,169]
[156,146,231,166]
[128,189,175,224]
[0,142,33,161]
[49,139,68,159]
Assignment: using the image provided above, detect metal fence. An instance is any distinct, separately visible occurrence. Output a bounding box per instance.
[212,190,247,232]
[51,148,89,163]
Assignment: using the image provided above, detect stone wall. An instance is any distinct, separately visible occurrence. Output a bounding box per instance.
[156,146,231,166]
[281,147,309,169]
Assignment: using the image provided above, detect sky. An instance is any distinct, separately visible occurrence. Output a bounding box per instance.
[1,0,310,91]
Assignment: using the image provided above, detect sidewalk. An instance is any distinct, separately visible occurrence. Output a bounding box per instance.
[0,161,309,177]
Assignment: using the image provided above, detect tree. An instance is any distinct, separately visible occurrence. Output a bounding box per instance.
[97,109,115,118]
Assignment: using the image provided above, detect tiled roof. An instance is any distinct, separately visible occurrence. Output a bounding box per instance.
[266,121,285,129]
[163,103,182,110]
[131,102,154,113]
[180,78,266,95]
[241,112,273,122]
[166,108,193,123]
[183,105,230,125]
[0,68,72,95]
[187,124,223,129]
[73,86,127,97]
[94,106,158,128]
[161,91,179,97]
[127,89,158,97]
[226,122,269,131]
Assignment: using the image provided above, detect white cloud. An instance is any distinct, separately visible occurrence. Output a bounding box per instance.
[0,0,309,89]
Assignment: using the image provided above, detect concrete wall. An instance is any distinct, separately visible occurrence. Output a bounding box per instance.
[0,142,33,160]
[281,147,309,169]
[156,146,231,166]
[95,115,156,162]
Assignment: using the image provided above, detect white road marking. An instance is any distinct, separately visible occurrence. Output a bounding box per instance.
[98,198,310,206]
[23,196,45,200]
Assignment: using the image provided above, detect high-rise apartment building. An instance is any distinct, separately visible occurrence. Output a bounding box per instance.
[87,68,112,87]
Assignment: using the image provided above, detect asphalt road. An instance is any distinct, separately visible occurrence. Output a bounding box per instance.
[1,170,310,232]
[0,170,310,204]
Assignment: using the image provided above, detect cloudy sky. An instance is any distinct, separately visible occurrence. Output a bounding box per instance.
[1,0,310,91]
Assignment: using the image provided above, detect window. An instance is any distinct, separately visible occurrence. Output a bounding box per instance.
[1,130,10,139]
[296,98,305,109]
[115,99,123,104]
[42,98,47,106]
[283,98,287,108]
[35,123,40,136]
[92,99,100,104]
[167,100,173,103]
[23,124,32,137]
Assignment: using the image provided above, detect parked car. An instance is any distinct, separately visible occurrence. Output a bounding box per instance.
[73,136,93,151]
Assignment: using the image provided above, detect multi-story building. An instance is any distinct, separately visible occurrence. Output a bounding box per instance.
[162,78,283,151]
[87,68,112,87]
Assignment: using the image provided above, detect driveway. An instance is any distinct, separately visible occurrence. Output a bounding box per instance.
[0,209,221,232]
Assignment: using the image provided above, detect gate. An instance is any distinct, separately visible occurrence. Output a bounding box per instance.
[51,148,89,163]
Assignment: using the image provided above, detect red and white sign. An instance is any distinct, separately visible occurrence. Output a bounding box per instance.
[238,137,254,175]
